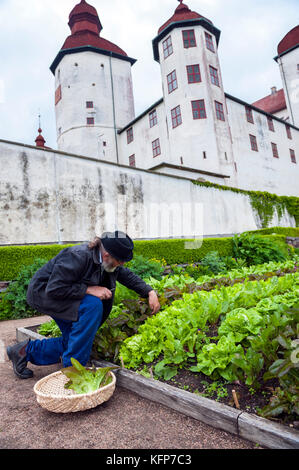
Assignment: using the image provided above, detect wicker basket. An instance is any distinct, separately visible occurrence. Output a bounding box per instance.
[33,369,116,413]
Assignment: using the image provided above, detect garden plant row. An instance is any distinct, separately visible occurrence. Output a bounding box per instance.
[37,257,299,422]
[118,271,299,420]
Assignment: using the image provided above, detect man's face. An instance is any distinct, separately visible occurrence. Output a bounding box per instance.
[102,252,125,272]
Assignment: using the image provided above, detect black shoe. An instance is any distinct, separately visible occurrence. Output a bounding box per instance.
[7,340,33,379]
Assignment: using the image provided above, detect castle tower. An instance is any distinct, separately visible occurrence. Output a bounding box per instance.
[152,1,237,183]
[275,25,299,127]
[50,0,136,162]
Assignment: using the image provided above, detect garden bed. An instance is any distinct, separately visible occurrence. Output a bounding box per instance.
[16,323,299,449]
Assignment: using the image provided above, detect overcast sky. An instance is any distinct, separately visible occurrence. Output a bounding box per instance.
[0,0,297,149]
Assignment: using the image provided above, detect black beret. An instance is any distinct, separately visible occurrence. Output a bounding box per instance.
[101,230,134,262]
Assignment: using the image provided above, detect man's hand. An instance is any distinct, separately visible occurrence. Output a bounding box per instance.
[148,290,160,315]
[86,286,113,300]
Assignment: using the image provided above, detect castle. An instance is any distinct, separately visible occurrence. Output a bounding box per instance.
[46,0,299,196]
[0,1,298,246]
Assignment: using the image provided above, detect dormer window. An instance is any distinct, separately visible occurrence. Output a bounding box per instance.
[182,30,196,48]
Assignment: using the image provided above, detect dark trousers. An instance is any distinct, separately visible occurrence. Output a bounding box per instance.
[26,294,103,367]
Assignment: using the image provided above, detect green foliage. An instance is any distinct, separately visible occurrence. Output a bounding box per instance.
[0,244,74,281]
[248,227,299,237]
[0,258,47,320]
[199,251,227,274]
[133,237,235,265]
[61,357,119,395]
[199,380,229,401]
[93,300,153,362]
[233,233,289,266]
[258,308,299,418]
[0,233,293,281]
[192,181,299,227]
[126,254,164,280]
[38,319,62,338]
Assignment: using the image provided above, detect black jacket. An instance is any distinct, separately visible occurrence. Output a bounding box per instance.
[26,244,153,322]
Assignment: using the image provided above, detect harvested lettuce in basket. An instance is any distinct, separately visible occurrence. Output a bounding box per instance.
[61,358,119,395]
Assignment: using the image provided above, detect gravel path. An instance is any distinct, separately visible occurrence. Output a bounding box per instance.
[0,316,257,450]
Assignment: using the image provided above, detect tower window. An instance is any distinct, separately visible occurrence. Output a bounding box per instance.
[127,127,133,144]
[191,100,206,119]
[267,116,275,131]
[129,154,136,167]
[86,101,93,108]
[245,106,254,124]
[87,117,94,125]
[149,109,158,128]
[215,101,225,121]
[286,125,292,139]
[187,64,201,83]
[205,32,215,52]
[171,105,182,128]
[167,70,178,93]
[249,134,258,151]
[290,149,296,163]
[162,35,173,59]
[152,138,161,157]
[182,30,196,48]
[209,66,220,86]
[271,142,279,158]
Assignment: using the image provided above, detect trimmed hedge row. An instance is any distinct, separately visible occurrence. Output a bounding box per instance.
[0,233,290,281]
[247,226,299,237]
[0,244,74,281]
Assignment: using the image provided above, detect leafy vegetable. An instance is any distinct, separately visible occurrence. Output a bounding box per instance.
[61,358,119,395]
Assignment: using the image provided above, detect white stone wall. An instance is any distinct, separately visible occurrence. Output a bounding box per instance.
[277,47,299,128]
[55,51,135,162]
[1,139,295,246]
[226,97,299,196]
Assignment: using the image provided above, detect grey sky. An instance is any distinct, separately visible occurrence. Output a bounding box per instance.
[0,0,297,149]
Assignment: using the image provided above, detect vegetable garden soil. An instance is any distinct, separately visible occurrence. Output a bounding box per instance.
[136,358,299,431]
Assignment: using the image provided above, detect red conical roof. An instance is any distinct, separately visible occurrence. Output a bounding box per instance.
[61,0,128,58]
[35,128,46,148]
[158,1,212,34]
[68,0,102,34]
[277,25,299,56]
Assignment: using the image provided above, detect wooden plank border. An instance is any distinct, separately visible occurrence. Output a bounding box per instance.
[16,326,299,449]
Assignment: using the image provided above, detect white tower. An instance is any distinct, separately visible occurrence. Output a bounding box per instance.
[275,25,299,127]
[152,1,237,184]
[50,0,136,162]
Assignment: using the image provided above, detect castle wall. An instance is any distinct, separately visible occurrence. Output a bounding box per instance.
[226,97,299,196]
[0,139,296,246]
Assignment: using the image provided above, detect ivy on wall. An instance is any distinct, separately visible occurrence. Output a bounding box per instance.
[192,180,299,228]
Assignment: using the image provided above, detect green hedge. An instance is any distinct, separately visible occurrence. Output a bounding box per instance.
[133,237,234,265]
[247,226,299,237]
[0,234,290,281]
[0,244,74,281]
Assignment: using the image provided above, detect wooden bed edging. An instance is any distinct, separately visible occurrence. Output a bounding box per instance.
[93,359,299,450]
[16,326,299,449]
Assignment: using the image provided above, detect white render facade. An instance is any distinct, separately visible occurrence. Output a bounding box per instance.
[52,1,299,197]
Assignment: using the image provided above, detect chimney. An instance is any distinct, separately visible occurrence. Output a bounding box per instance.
[271,86,277,95]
